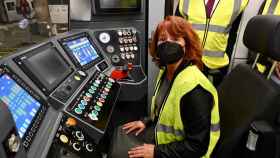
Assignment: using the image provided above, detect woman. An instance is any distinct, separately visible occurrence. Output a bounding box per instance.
[115,16,220,158]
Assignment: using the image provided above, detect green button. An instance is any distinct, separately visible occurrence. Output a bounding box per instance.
[92,110,99,116]
[93,83,99,87]
[94,106,101,111]
[91,86,97,91]
[88,89,95,94]
[88,113,98,121]
[74,108,83,115]
[86,93,92,98]
[107,82,113,86]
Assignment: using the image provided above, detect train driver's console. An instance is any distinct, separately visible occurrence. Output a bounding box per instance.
[0,27,146,158]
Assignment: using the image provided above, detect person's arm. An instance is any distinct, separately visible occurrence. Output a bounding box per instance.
[154,85,213,158]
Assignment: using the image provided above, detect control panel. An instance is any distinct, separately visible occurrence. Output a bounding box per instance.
[94,27,140,66]
[65,70,120,137]
[47,115,101,158]
[50,70,88,108]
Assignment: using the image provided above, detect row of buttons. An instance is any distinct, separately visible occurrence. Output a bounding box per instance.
[72,72,115,122]
[118,36,137,44]
[117,29,137,37]
[120,52,135,60]
[55,117,96,153]
[23,105,47,149]
[120,45,139,52]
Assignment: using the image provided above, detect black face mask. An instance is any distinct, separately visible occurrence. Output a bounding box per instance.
[157,41,184,66]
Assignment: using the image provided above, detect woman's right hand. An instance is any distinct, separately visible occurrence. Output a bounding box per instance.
[122,121,146,136]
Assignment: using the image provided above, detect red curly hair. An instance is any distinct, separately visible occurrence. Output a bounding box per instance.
[149,16,203,70]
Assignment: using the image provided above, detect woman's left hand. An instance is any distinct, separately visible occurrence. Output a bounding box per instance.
[128,144,155,158]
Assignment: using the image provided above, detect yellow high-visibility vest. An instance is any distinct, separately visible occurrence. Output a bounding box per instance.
[262,0,280,15]
[151,65,220,158]
[179,0,248,69]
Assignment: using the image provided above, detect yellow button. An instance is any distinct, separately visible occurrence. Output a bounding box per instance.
[74,75,81,81]
[60,134,69,144]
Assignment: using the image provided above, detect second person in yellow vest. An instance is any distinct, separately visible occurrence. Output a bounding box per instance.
[176,0,249,86]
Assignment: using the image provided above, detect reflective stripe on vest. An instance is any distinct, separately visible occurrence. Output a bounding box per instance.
[262,0,280,15]
[179,0,248,69]
[152,66,220,158]
[158,123,220,136]
[268,0,279,14]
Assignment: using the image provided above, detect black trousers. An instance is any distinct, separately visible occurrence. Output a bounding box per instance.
[203,66,229,87]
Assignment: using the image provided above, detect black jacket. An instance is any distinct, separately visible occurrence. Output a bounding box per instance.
[146,62,213,158]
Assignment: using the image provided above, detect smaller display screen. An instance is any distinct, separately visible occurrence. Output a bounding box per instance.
[0,74,41,138]
[65,37,99,66]
[100,0,138,9]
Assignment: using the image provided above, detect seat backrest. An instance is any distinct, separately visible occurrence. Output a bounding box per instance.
[212,15,280,158]
[212,64,280,158]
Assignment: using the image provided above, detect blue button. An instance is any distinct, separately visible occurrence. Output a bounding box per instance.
[81,100,87,106]
[78,104,85,110]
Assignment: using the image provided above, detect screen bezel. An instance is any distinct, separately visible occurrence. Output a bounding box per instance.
[0,65,47,141]
[94,0,142,15]
[14,43,74,95]
[59,32,104,70]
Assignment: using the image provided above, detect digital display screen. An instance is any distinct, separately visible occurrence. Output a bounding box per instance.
[0,74,41,138]
[65,37,99,66]
[17,44,73,93]
[100,0,138,9]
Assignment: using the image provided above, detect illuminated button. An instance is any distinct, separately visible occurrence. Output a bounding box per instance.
[109,78,115,83]
[73,143,81,151]
[106,84,112,89]
[74,108,83,115]
[75,131,84,141]
[125,47,129,51]
[99,32,111,44]
[66,118,77,126]
[81,100,88,106]
[132,29,137,34]
[86,143,94,152]
[99,73,105,78]
[91,86,97,91]
[96,101,103,107]
[74,75,81,81]
[92,110,99,116]
[88,113,98,121]
[134,46,138,51]
[126,53,131,59]
[86,93,92,98]
[93,83,99,87]
[130,46,134,51]
[128,39,133,43]
[104,87,110,92]
[107,82,113,86]
[117,30,122,36]
[95,80,101,84]
[102,91,109,96]
[123,30,127,36]
[120,53,125,60]
[99,97,105,103]
[120,47,125,52]
[94,106,101,111]
[78,70,86,77]
[119,38,123,44]
[101,94,107,99]
[78,103,85,110]
[60,134,69,144]
[131,53,135,59]
[83,96,90,102]
[127,30,131,36]
[88,89,95,94]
